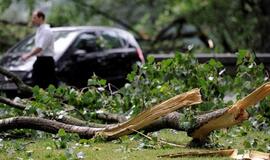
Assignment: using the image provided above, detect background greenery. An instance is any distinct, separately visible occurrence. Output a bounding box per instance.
[1,0,270,54]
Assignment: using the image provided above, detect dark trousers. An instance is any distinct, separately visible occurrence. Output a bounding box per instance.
[32,56,57,88]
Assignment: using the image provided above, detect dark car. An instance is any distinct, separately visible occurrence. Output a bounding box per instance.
[0,26,145,91]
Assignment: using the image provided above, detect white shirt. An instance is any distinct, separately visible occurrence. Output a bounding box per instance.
[35,24,54,56]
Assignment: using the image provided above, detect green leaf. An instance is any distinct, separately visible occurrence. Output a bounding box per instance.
[47,85,56,95]
[99,79,107,86]
[209,59,217,66]
[146,55,155,64]
[32,86,41,97]
[127,72,136,82]
[161,59,172,68]
[58,129,67,137]
[88,79,98,86]
[237,49,248,65]
[243,140,251,148]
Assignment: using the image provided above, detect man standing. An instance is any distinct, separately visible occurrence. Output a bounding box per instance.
[21,10,57,88]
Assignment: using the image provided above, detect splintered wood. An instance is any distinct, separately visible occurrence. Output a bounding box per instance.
[99,88,202,139]
[158,149,237,158]
[191,82,270,140]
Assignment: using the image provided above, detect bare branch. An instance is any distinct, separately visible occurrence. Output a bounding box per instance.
[153,16,211,48]
[0,89,202,140]
[0,96,25,110]
[72,1,144,39]
[0,66,32,93]
[0,94,100,128]
[0,20,28,26]
[154,17,186,42]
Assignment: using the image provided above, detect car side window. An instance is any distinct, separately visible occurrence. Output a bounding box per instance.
[75,33,101,53]
[99,31,122,49]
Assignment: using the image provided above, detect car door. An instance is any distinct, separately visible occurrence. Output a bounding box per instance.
[57,32,103,87]
[95,30,128,84]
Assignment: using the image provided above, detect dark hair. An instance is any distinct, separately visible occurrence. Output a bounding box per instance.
[36,11,45,20]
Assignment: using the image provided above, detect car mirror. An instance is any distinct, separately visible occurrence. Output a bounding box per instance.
[74,49,87,55]
[71,49,87,61]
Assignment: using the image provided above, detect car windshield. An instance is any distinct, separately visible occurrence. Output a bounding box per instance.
[10,30,77,58]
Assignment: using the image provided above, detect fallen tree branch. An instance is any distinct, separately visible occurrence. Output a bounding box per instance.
[0,96,25,110]
[0,94,186,131]
[0,96,190,132]
[2,65,269,146]
[0,89,202,140]
[1,82,269,145]
[0,116,102,138]
[0,95,108,127]
[99,88,202,139]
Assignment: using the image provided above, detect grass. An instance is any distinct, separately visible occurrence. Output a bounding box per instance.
[0,127,269,160]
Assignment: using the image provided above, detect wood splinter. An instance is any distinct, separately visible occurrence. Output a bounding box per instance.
[189,82,270,140]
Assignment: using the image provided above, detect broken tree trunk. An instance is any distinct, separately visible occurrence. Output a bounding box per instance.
[0,89,202,139]
[93,112,127,123]
[99,88,202,139]
[188,82,270,142]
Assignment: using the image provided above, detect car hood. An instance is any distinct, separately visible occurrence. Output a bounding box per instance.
[0,54,36,72]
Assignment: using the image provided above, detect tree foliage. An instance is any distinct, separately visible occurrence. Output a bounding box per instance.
[1,0,270,53]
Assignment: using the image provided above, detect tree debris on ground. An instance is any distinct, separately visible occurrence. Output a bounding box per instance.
[0,66,270,147]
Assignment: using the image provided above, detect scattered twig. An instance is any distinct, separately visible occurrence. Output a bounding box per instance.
[158,149,237,158]
[130,128,185,148]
